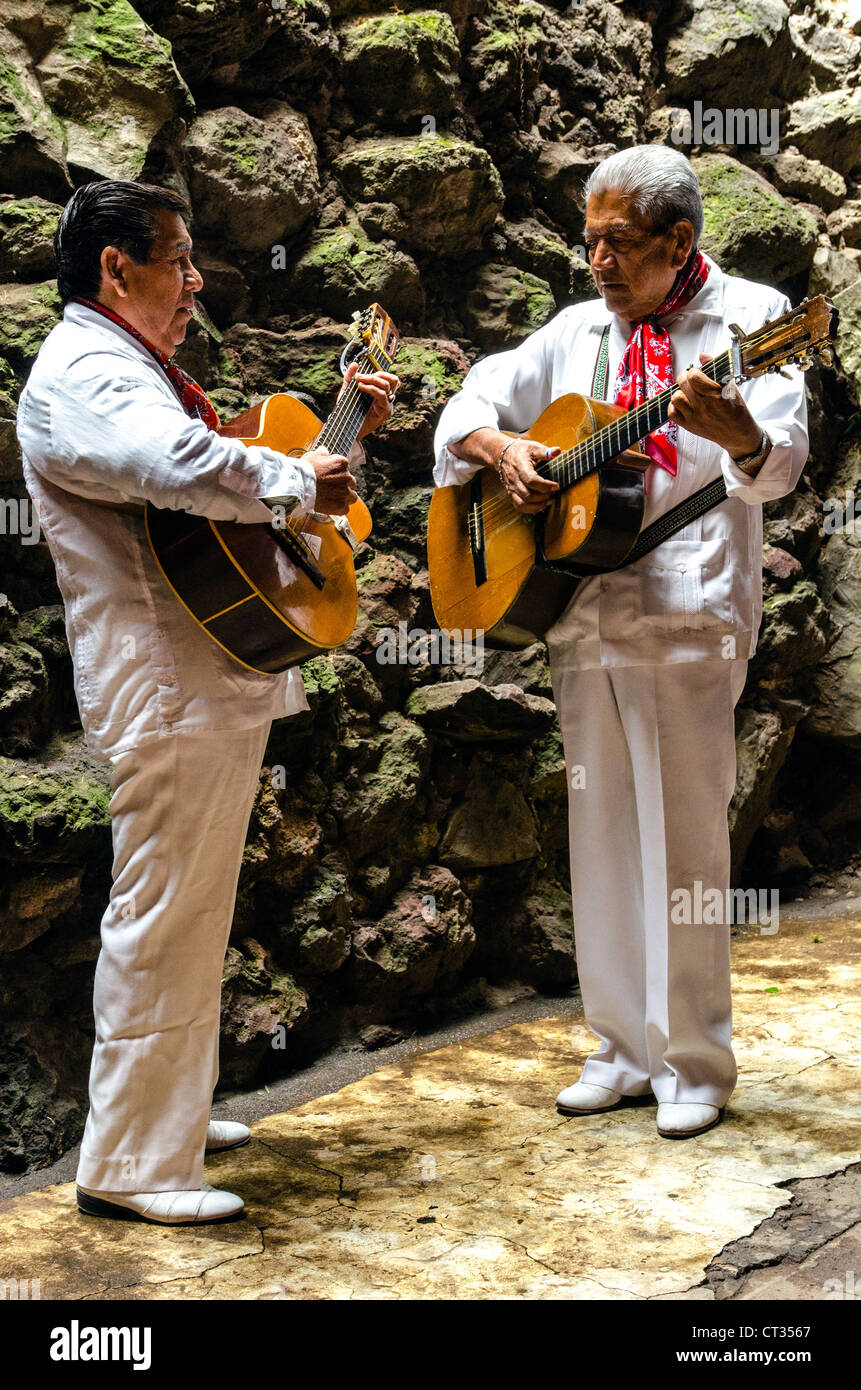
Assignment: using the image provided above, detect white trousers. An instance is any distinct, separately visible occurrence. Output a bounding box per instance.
[550,658,748,1107]
[76,722,271,1192]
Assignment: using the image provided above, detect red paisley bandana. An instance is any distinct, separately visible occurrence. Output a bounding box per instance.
[74,296,220,430]
[612,250,709,476]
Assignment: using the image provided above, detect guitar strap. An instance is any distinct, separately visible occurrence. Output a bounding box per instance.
[588,322,729,571]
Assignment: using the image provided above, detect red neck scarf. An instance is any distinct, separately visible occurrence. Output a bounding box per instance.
[612,250,709,476]
[74,296,220,430]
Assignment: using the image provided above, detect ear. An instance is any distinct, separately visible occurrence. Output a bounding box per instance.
[99,244,130,299]
[670,219,695,268]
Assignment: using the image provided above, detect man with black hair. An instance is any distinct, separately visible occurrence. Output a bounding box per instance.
[17,180,398,1225]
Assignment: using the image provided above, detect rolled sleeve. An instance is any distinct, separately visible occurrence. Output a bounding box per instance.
[433,315,560,488]
[41,358,317,523]
[721,365,809,507]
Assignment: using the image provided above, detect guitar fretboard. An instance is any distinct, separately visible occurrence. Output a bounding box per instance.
[539,347,734,489]
[315,345,394,458]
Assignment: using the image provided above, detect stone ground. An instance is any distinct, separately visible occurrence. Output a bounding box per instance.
[0,897,858,1300]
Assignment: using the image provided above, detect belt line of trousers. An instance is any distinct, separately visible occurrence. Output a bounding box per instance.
[76,721,272,1192]
[550,657,748,1107]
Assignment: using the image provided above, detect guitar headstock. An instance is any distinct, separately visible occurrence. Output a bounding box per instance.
[732,295,838,379]
[347,303,400,371]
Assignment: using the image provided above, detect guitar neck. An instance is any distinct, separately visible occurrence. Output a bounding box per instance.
[314,348,381,455]
[545,346,734,489]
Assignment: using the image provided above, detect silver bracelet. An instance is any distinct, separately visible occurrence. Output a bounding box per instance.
[733,430,771,475]
[496,439,516,488]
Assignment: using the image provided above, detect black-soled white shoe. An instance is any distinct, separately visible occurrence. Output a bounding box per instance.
[205,1120,251,1153]
[556,1081,624,1114]
[76,1182,245,1225]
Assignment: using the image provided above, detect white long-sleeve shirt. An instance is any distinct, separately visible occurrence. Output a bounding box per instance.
[433,253,810,669]
[16,301,358,760]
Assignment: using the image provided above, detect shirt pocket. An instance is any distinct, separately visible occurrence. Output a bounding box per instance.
[603,537,734,637]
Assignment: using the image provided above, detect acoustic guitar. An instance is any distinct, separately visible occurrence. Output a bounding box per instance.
[146,303,399,674]
[427,295,836,648]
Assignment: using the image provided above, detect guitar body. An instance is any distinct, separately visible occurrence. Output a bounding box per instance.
[427,392,646,648]
[146,393,373,674]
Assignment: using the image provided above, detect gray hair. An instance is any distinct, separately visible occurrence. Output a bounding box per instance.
[582,145,704,242]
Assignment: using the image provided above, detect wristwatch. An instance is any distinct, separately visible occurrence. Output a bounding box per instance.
[732,430,772,476]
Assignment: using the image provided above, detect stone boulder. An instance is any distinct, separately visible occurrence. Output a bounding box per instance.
[440,755,540,869]
[338,10,461,124]
[784,88,861,177]
[220,318,348,404]
[504,218,593,304]
[729,704,796,877]
[0,281,61,377]
[406,679,556,741]
[279,863,351,977]
[1,865,83,953]
[0,6,72,200]
[764,148,847,213]
[286,216,424,323]
[0,739,111,863]
[352,863,474,1003]
[219,937,309,1086]
[751,579,833,685]
[0,197,63,280]
[481,639,553,697]
[0,605,76,757]
[832,277,861,404]
[827,202,861,250]
[34,0,194,182]
[185,103,319,252]
[693,154,819,283]
[487,879,576,988]
[458,262,555,347]
[802,525,861,748]
[345,552,422,674]
[661,0,799,107]
[330,709,435,864]
[132,0,280,86]
[360,337,470,484]
[810,245,861,300]
[532,143,595,234]
[334,136,504,256]
[788,9,861,91]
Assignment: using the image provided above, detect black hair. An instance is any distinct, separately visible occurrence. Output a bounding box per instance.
[54,180,191,304]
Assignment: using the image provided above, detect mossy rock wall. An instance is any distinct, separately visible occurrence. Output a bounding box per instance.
[1,0,860,1173]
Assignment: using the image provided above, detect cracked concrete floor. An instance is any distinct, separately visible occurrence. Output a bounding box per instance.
[0,913,858,1300]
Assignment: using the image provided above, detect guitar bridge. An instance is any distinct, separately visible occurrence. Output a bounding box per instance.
[268,521,326,589]
[468,473,488,586]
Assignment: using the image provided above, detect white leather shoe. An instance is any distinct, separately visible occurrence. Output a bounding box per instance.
[556,1081,624,1114]
[205,1119,251,1153]
[76,1181,245,1225]
[656,1102,721,1138]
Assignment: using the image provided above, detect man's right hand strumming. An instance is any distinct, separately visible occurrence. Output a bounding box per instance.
[303,447,358,515]
[449,427,561,514]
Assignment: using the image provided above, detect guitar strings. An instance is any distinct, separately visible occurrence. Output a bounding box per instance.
[472,312,799,532]
[275,342,393,537]
[473,348,735,531]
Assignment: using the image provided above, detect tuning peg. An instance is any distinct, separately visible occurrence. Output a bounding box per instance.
[820,346,834,367]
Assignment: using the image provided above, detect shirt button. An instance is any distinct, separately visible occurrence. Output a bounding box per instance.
[679,565,687,573]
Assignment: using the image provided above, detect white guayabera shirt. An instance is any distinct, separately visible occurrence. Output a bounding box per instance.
[16,301,358,761]
[433,253,810,670]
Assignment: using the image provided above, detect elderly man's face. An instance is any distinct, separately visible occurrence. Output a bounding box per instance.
[584,190,695,322]
[100,209,204,357]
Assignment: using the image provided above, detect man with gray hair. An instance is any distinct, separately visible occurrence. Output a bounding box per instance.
[433,144,808,1138]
